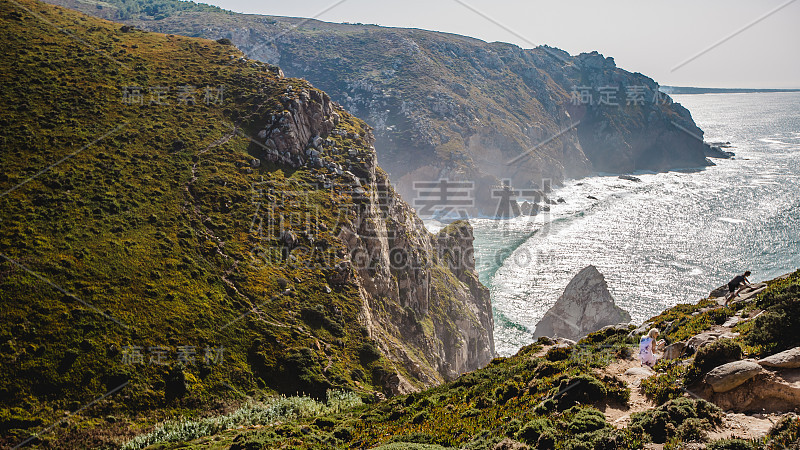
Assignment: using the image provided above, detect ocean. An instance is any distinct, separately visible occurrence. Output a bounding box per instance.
[468,92,800,356]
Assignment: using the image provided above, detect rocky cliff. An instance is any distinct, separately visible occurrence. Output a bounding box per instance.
[533,265,631,340]
[247,76,495,390]
[45,0,725,215]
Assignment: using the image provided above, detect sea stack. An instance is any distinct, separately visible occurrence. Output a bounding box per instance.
[533,265,631,341]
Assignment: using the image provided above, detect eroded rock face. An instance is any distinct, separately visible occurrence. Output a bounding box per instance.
[329,133,494,388]
[251,82,495,392]
[703,368,800,413]
[533,265,631,341]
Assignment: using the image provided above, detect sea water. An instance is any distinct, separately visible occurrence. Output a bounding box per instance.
[468,92,800,356]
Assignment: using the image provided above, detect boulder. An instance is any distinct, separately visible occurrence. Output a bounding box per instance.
[628,321,653,339]
[663,341,687,360]
[709,284,728,298]
[687,331,738,351]
[758,347,800,369]
[533,266,631,341]
[494,438,530,450]
[705,360,762,393]
[624,366,654,377]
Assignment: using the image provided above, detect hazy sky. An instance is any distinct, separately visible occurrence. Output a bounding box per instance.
[201,0,800,89]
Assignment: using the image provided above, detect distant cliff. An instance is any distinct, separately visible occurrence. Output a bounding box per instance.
[43,0,722,215]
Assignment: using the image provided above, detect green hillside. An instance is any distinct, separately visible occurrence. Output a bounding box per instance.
[121,271,800,449]
[0,0,494,447]
[47,0,721,214]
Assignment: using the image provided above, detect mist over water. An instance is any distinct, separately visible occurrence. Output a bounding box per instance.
[470,92,800,356]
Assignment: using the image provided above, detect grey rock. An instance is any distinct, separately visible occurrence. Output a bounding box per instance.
[624,366,654,377]
[709,284,728,298]
[533,266,631,341]
[629,321,653,339]
[758,347,800,369]
[705,360,762,393]
[687,332,738,351]
[663,341,687,360]
[494,438,530,450]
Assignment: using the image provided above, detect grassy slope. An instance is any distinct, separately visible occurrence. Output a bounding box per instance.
[156,272,800,449]
[0,0,409,446]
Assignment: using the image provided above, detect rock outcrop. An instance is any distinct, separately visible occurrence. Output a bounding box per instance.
[759,347,800,369]
[238,68,495,389]
[533,266,631,341]
[705,360,763,393]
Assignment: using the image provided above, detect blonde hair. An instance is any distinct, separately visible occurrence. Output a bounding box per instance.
[648,328,660,339]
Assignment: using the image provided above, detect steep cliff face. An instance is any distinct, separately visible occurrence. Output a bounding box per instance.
[49,2,723,215]
[246,83,494,388]
[533,265,631,341]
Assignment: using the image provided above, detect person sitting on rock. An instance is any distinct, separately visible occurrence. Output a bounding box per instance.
[639,328,660,368]
[725,271,751,306]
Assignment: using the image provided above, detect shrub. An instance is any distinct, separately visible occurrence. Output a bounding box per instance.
[533,360,562,378]
[359,341,383,362]
[707,439,757,450]
[562,428,639,450]
[533,399,555,415]
[677,417,712,442]
[495,382,519,404]
[545,345,572,361]
[553,374,607,409]
[745,272,800,355]
[411,411,428,424]
[582,325,633,346]
[628,397,722,444]
[216,38,233,45]
[121,390,362,449]
[765,414,800,448]
[387,432,440,445]
[566,406,608,434]
[641,363,687,404]
[516,417,554,444]
[687,338,742,383]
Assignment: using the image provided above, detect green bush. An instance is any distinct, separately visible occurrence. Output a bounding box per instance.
[707,439,757,450]
[121,390,362,449]
[641,363,687,404]
[411,411,429,424]
[581,325,633,346]
[516,417,554,444]
[388,432,440,445]
[545,345,572,361]
[745,272,800,355]
[628,397,722,444]
[566,406,608,434]
[553,374,607,409]
[687,338,742,383]
[533,399,555,415]
[765,414,800,447]
[562,428,639,450]
[495,382,519,404]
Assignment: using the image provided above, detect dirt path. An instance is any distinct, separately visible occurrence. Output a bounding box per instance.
[595,357,656,428]
[597,354,783,443]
